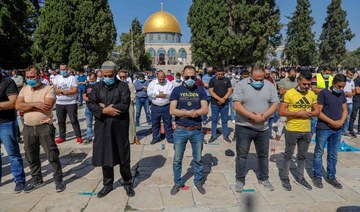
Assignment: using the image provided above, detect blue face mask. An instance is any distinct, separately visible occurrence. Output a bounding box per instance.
[323,74,329,79]
[226,75,232,79]
[251,80,264,89]
[176,79,182,83]
[332,87,342,94]
[139,79,146,83]
[185,79,195,87]
[26,79,38,87]
[60,71,67,76]
[103,77,115,86]
[89,81,96,85]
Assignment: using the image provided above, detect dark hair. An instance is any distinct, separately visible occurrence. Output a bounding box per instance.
[333,74,347,84]
[175,72,181,77]
[60,63,67,66]
[321,66,333,72]
[137,73,145,78]
[118,69,127,75]
[289,67,297,73]
[241,70,249,75]
[298,70,312,81]
[346,69,356,74]
[183,65,196,73]
[215,65,224,72]
[26,65,41,75]
[89,72,97,79]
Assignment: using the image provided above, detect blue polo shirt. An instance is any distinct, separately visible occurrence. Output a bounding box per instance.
[170,84,207,127]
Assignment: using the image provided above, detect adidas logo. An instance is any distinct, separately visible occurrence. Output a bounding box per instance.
[293,96,311,109]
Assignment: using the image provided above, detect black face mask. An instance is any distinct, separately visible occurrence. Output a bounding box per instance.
[289,76,296,82]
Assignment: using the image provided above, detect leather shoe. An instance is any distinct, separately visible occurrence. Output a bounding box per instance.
[150,139,159,145]
[124,185,135,197]
[97,186,113,198]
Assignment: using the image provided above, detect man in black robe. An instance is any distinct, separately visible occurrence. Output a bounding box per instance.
[87,61,135,198]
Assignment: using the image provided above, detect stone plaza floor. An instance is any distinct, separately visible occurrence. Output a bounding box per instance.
[1,107,360,212]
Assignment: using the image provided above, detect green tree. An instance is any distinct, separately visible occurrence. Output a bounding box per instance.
[188,0,282,66]
[118,18,150,72]
[0,0,36,68]
[34,0,116,69]
[283,0,317,66]
[319,0,355,66]
[341,47,360,69]
[270,58,280,67]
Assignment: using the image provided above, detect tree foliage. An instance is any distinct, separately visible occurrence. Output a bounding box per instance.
[118,18,151,72]
[0,0,36,69]
[341,47,360,69]
[283,0,317,66]
[34,0,116,69]
[188,0,282,66]
[319,0,354,66]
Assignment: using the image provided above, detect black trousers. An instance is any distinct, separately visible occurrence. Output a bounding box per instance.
[102,165,132,187]
[55,104,81,139]
[349,99,360,132]
[23,124,63,183]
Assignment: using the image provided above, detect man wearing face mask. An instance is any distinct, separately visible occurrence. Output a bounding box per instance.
[134,73,151,126]
[343,69,357,137]
[169,65,209,195]
[53,63,82,144]
[313,74,347,190]
[172,72,183,87]
[233,67,279,192]
[83,72,97,143]
[16,65,65,193]
[209,66,233,143]
[310,66,334,135]
[147,70,174,144]
[276,68,299,141]
[87,61,134,198]
[279,70,319,191]
[227,69,236,124]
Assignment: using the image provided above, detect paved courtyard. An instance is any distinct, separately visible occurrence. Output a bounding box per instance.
[1,107,360,212]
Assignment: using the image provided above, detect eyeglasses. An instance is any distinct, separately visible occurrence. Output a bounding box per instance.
[184,76,196,80]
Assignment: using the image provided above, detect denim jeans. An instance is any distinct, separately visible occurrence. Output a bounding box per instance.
[211,102,229,138]
[349,99,360,132]
[151,104,173,142]
[342,103,353,133]
[313,129,342,179]
[268,112,279,138]
[78,86,85,105]
[229,98,235,121]
[0,121,25,184]
[311,116,318,135]
[235,125,269,184]
[135,97,151,125]
[85,106,93,140]
[173,128,204,186]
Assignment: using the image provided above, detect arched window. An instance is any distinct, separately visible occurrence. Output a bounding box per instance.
[178,48,187,65]
[157,48,166,65]
[168,48,176,65]
[147,48,156,65]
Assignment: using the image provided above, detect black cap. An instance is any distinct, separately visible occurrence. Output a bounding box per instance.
[225,149,235,157]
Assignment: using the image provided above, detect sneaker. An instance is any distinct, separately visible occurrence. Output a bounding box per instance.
[150,139,160,145]
[325,178,342,189]
[13,182,25,194]
[208,136,216,144]
[234,180,244,193]
[224,137,232,143]
[55,138,64,144]
[76,137,83,143]
[258,180,274,191]
[295,178,312,190]
[312,177,323,188]
[349,131,357,138]
[232,120,235,124]
[194,183,206,194]
[170,184,182,195]
[281,178,291,191]
[55,182,66,192]
[24,181,45,193]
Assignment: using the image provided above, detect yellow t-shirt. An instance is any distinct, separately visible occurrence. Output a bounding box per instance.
[283,88,317,132]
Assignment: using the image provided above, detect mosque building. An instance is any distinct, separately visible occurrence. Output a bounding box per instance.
[143,4,192,72]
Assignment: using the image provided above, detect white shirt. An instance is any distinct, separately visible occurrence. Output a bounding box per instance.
[54,75,78,105]
[172,79,183,87]
[116,75,133,84]
[41,77,50,85]
[49,75,57,84]
[344,79,355,103]
[147,79,174,106]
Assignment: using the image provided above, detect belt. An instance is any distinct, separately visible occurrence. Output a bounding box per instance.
[176,124,202,131]
[152,103,170,107]
[24,123,50,128]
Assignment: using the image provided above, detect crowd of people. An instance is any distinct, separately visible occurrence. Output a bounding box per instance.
[0,62,359,198]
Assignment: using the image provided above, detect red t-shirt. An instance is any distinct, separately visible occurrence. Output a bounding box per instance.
[165,75,174,82]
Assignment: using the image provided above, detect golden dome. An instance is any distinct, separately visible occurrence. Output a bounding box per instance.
[144,10,181,34]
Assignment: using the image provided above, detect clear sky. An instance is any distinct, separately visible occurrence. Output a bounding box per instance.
[108,0,360,51]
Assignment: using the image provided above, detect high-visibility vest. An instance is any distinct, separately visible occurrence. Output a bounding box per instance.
[316,73,333,89]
